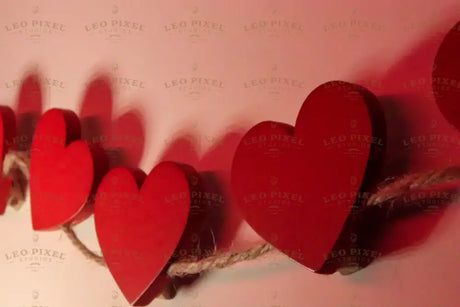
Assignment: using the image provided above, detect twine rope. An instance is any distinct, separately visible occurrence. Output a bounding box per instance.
[61,223,274,277]
[4,151,460,277]
[367,166,460,206]
[60,224,107,267]
[3,151,30,209]
[2,151,275,277]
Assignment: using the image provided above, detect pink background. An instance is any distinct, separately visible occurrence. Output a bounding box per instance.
[0,0,460,306]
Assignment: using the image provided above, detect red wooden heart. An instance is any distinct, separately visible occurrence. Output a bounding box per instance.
[94,162,191,305]
[30,108,94,230]
[231,81,385,272]
[433,21,460,130]
[0,106,16,215]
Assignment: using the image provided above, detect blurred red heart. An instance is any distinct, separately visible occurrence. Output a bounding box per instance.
[94,162,191,305]
[0,106,16,215]
[433,21,460,130]
[231,81,385,271]
[30,108,94,230]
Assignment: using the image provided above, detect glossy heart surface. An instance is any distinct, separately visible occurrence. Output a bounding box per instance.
[231,81,385,271]
[94,162,191,304]
[30,108,93,230]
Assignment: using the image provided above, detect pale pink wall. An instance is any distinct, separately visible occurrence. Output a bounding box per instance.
[0,0,460,306]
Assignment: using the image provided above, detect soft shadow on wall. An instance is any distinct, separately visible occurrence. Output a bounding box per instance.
[342,18,460,278]
[156,129,246,293]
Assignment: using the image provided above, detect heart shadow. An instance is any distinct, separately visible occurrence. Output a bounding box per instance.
[15,72,43,152]
[138,129,246,301]
[324,19,460,276]
[77,73,146,218]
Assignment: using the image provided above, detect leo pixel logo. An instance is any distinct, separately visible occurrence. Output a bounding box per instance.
[401,10,456,42]
[103,64,146,93]
[401,119,460,159]
[4,233,66,272]
[163,5,225,43]
[322,118,384,157]
[242,175,305,214]
[322,175,371,209]
[163,123,225,157]
[5,75,65,92]
[432,63,460,100]
[322,9,384,38]
[4,6,66,42]
[163,63,224,100]
[242,122,305,159]
[242,8,304,38]
[82,65,146,95]
[84,5,145,42]
[243,64,305,100]
[324,233,382,268]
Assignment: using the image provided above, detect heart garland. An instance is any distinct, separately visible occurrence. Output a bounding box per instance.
[0,89,460,304]
[0,79,454,305]
[1,23,460,302]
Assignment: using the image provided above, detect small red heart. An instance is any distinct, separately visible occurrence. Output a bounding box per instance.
[231,81,385,272]
[94,162,191,305]
[30,108,94,230]
[0,106,16,215]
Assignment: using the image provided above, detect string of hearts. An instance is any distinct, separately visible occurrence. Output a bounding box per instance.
[0,17,458,305]
[2,79,460,305]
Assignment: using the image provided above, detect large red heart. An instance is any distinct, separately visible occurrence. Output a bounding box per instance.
[0,106,16,215]
[94,162,191,305]
[231,81,385,272]
[30,108,94,230]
